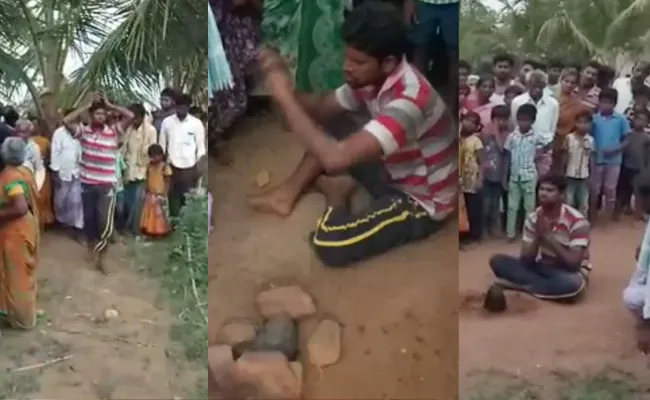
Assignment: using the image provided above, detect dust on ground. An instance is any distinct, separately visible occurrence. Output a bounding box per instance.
[209,114,459,400]
[0,233,202,399]
[460,222,650,397]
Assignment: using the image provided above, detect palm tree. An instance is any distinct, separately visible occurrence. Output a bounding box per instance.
[0,0,205,129]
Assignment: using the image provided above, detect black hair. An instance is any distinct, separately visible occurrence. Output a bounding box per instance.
[599,87,618,103]
[633,85,650,99]
[547,58,564,69]
[491,105,510,119]
[476,73,495,88]
[459,59,472,72]
[128,103,146,118]
[583,60,601,72]
[538,174,568,193]
[3,107,19,127]
[505,84,524,96]
[575,109,594,122]
[522,58,537,67]
[535,60,547,71]
[161,87,176,99]
[634,108,650,122]
[516,103,537,121]
[493,53,515,67]
[342,1,407,60]
[176,93,193,107]
[462,110,481,126]
[634,61,650,75]
[147,143,165,158]
[88,102,106,114]
[459,83,471,95]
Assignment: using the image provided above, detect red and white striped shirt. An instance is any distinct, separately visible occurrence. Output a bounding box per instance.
[335,60,458,220]
[78,124,120,186]
[523,204,592,275]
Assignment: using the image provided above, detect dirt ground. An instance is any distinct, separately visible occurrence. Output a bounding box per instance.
[0,233,201,399]
[459,222,650,394]
[209,115,459,400]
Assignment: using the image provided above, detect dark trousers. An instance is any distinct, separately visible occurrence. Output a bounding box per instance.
[123,180,145,234]
[114,191,126,233]
[81,183,116,254]
[464,191,483,241]
[489,254,587,300]
[483,181,503,234]
[310,114,442,267]
[169,165,199,218]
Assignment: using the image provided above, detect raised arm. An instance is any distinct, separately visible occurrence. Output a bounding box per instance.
[62,103,90,138]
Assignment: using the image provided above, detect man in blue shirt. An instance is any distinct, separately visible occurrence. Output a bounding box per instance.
[590,88,631,223]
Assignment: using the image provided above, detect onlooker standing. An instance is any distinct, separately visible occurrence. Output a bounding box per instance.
[159,94,207,219]
[613,61,650,114]
[616,109,650,221]
[153,88,177,136]
[590,88,631,223]
[460,111,484,245]
[510,70,559,176]
[575,61,601,112]
[561,111,594,216]
[554,69,588,171]
[482,105,510,236]
[122,103,157,236]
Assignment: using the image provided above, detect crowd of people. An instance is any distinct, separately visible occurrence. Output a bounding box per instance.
[0,89,207,330]
[458,53,650,352]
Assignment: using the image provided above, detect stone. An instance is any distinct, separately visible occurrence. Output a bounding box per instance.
[228,351,301,399]
[289,361,303,384]
[220,321,257,346]
[208,345,234,385]
[255,170,271,188]
[307,319,341,367]
[252,314,298,361]
[256,285,316,319]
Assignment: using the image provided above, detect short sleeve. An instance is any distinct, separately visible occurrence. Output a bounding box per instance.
[503,133,513,151]
[5,181,25,197]
[568,219,590,248]
[473,137,484,152]
[334,85,363,112]
[522,212,537,243]
[621,116,631,138]
[163,164,173,176]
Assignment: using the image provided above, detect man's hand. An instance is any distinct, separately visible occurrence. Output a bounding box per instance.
[257,47,294,100]
[536,214,553,240]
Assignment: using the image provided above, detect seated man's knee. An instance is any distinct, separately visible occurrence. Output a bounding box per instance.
[489,254,516,276]
[311,234,357,268]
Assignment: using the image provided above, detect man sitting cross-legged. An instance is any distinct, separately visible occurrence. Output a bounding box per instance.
[249,2,457,267]
[484,174,592,310]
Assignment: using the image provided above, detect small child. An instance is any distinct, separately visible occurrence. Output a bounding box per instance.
[617,108,650,220]
[504,85,524,108]
[460,111,484,245]
[482,105,510,236]
[503,103,549,241]
[140,144,172,237]
[459,82,470,118]
[562,110,594,216]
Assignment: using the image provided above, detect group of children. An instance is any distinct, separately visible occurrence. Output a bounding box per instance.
[459,58,650,247]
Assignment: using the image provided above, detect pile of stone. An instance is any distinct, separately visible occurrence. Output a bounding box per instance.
[209,285,342,399]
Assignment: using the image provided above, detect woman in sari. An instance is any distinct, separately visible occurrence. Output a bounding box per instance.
[32,126,54,230]
[553,69,587,172]
[0,137,40,330]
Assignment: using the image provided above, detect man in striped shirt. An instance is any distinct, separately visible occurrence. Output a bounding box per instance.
[63,93,135,274]
[484,175,591,312]
[251,2,457,267]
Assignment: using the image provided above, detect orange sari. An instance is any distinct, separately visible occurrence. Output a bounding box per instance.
[0,166,40,329]
[554,93,588,168]
[140,162,172,237]
[32,136,55,228]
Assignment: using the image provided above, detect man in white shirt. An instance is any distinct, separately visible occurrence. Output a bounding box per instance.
[159,93,206,218]
[613,61,650,114]
[50,119,84,235]
[510,70,559,176]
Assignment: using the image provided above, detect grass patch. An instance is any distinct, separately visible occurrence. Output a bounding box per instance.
[463,368,647,400]
[134,191,208,399]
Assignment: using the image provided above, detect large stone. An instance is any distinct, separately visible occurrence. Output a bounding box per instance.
[256,285,316,319]
[228,351,301,399]
[289,361,303,392]
[221,321,257,346]
[208,345,234,396]
[307,319,341,367]
[252,314,299,361]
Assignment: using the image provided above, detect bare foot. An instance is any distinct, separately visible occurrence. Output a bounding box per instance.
[315,175,358,208]
[248,186,296,217]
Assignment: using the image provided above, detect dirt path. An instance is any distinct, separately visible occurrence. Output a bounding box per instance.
[459,222,650,394]
[0,233,201,399]
[209,115,458,400]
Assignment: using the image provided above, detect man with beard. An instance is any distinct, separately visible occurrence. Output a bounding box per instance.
[623,170,650,355]
[491,53,516,102]
[250,2,457,267]
[613,61,650,114]
[575,61,602,112]
[153,88,177,137]
[484,175,591,312]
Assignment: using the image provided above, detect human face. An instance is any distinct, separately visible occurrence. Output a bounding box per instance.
[538,182,562,208]
[528,80,545,100]
[176,104,190,119]
[493,117,510,132]
[575,117,591,134]
[477,79,495,102]
[493,61,512,81]
[343,46,396,89]
[459,67,470,85]
[459,90,469,107]
[560,74,577,95]
[632,63,650,80]
[598,98,615,115]
[160,95,174,111]
[505,92,516,106]
[91,108,107,126]
[519,63,534,82]
[580,66,599,87]
[516,116,533,132]
[548,67,562,85]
